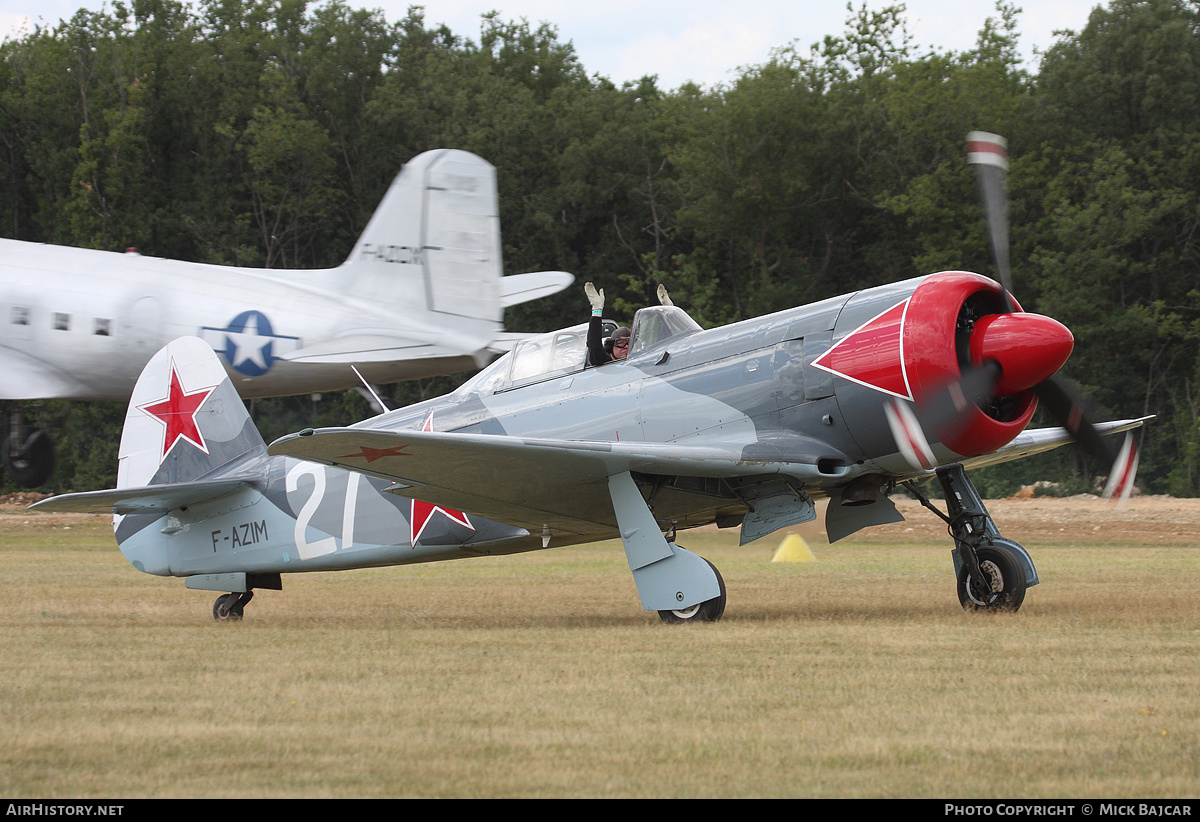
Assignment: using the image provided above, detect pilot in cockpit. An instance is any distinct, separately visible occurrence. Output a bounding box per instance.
[585,282,630,366]
[585,281,675,366]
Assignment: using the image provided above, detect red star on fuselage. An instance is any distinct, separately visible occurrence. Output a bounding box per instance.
[409,410,474,546]
[137,361,217,462]
[410,499,474,546]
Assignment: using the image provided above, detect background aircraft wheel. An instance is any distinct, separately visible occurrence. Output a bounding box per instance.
[957,542,1027,612]
[213,593,245,621]
[2,429,55,488]
[658,558,727,623]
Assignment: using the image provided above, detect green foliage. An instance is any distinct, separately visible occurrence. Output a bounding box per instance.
[1,0,1198,495]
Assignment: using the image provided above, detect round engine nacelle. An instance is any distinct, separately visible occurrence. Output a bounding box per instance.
[814,271,1073,460]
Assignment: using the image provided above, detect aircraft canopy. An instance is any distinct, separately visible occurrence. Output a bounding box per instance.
[456,305,702,396]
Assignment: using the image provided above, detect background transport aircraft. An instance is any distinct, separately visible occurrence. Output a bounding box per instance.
[0,149,574,487]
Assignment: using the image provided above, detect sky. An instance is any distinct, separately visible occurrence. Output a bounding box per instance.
[0,0,1106,89]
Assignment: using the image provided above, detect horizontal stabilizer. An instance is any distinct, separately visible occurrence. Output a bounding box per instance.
[499,271,575,308]
[30,479,259,515]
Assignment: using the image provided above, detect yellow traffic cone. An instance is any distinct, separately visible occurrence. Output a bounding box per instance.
[772,533,815,562]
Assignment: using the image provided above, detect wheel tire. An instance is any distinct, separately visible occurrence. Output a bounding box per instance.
[658,559,727,623]
[957,542,1027,612]
[2,430,55,488]
[213,594,244,622]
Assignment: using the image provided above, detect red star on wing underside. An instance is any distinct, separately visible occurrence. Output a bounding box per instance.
[409,409,474,546]
[337,445,408,462]
[138,361,217,462]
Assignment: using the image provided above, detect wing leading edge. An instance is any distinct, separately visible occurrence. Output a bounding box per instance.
[269,417,1152,537]
[955,417,1152,474]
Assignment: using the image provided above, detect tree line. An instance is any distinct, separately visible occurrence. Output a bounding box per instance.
[2,0,1198,497]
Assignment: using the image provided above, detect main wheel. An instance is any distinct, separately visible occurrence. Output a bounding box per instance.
[957,542,1027,612]
[2,429,55,488]
[658,559,727,623]
[213,593,245,621]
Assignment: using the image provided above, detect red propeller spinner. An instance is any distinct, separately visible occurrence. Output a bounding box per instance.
[967,312,1074,398]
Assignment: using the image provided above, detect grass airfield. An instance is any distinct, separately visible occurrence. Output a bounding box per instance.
[1,501,1197,799]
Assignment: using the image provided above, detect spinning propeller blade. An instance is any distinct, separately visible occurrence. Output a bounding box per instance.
[885,398,936,471]
[967,132,1015,309]
[891,133,1140,503]
[965,132,1137,502]
[1102,432,1139,505]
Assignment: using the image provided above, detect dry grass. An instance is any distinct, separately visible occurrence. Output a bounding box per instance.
[1,508,1197,798]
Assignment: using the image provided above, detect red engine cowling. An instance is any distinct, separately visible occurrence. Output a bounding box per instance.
[815,271,1074,459]
[904,272,1073,456]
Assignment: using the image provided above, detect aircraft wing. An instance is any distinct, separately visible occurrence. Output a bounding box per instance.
[955,417,1152,473]
[279,336,475,364]
[268,428,839,537]
[269,417,1153,537]
[0,346,93,399]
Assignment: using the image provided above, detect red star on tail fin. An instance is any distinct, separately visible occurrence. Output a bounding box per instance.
[137,361,217,463]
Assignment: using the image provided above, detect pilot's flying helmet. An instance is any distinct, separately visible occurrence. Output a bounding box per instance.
[604,326,632,354]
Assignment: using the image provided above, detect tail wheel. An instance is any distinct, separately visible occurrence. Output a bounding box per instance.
[213,592,250,621]
[658,558,726,623]
[957,542,1027,612]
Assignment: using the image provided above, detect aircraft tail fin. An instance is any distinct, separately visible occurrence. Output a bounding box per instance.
[342,149,571,324]
[118,336,267,489]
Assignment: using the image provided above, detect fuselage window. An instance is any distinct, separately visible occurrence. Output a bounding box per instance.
[53,312,70,331]
[10,306,29,325]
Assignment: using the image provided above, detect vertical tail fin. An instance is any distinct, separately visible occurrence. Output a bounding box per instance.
[119,336,266,489]
[343,149,504,323]
[342,149,573,324]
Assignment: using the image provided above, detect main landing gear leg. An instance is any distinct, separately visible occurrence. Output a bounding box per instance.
[905,464,1037,612]
[3,408,56,488]
[607,471,726,623]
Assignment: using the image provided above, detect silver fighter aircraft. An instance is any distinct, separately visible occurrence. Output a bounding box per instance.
[32,133,1148,622]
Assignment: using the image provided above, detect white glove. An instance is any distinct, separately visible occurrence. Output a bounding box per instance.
[585,282,604,313]
[657,283,673,307]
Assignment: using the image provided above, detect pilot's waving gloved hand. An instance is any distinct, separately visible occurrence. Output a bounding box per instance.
[585,282,609,365]
[586,282,604,315]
